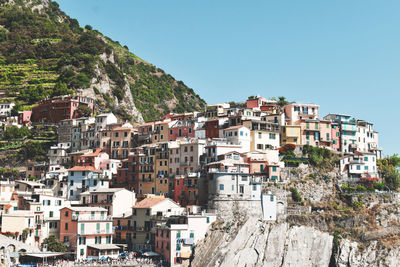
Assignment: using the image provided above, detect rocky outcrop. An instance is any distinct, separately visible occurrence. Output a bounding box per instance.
[335,239,400,267]
[88,52,144,123]
[192,216,400,267]
[191,218,333,267]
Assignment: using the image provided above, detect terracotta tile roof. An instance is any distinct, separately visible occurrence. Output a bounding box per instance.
[83,149,103,157]
[133,197,166,208]
[68,166,102,173]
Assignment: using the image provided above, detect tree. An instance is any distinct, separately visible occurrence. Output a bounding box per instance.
[290,188,302,202]
[41,236,66,252]
[384,170,400,191]
[277,96,288,107]
[52,81,72,97]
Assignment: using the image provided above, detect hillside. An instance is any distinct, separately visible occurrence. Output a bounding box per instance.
[0,0,206,122]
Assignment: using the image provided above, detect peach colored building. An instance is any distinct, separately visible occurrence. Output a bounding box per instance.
[59,207,114,260]
[284,103,319,125]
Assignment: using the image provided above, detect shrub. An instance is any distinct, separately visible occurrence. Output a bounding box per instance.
[290,188,302,202]
[356,185,367,192]
[373,182,385,191]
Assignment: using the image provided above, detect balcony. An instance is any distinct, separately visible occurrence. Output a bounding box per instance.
[72,214,113,221]
[180,162,190,166]
[133,226,151,232]
[115,225,134,231]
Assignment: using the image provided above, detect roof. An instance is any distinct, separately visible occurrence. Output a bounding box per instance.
[133,197,167,208]
[86,188,126,194]
[88,244,121,250]
[82,149,103,157]
[68,166,102,173]
[16,180,45,187]
[96,113,115,117]
[113,127,134,131]
[224,125,248,131]
[114,210,133,218]
[67,206,107,212]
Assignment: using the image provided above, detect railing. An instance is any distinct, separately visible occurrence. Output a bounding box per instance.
[72,214,113,221]
[180,162,190,166]
[115,225,134,231]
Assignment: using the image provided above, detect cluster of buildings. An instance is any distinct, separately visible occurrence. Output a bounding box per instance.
[0,94,382,265]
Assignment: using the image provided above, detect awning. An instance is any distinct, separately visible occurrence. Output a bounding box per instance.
[23,252,67,258]
[88,244,121,250]
[183,238,194,245]
[143,251,160,257]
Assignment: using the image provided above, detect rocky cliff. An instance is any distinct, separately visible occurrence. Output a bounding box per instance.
[191,216,400,267]
[192,171,400,267]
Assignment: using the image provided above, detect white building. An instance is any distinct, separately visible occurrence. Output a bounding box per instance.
[67,166,109,201]
[0,102,15,117]
[95,113,118,133]
[223,125,251,153]
[80,188,136,217]
[48,143,70,168]
[339,152,378,180]
[261,192,277,221]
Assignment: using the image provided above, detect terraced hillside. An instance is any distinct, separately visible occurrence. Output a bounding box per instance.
[0,0,206,121]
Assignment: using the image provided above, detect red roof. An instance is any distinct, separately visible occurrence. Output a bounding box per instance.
[83,149,103,157]
[133,197,166,208]
[68,166,102,173]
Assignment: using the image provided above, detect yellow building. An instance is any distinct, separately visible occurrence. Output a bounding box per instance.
[138,144,157,194]
[155,142,169,195]
[280,125,302,146]
[152,121,170,144]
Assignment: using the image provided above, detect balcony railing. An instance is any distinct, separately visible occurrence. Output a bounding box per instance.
[72,214,113,221]
[115,225,134,231]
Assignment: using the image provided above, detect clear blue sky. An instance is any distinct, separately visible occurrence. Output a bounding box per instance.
[56,0,400,156]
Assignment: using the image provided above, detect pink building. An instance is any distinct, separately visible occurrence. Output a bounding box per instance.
[18,111,32,125]
[169,120,195,141]
[331,122,341,151]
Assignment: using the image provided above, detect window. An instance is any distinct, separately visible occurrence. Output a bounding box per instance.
[232,185,234,191]
[65,223,68,230]
[219,184,224,191]
[364,157,368,161]
[357,165,361,170]
[365,166,368,171]
[240,131,243,136]
[257,144,263,150]
[63,236,69,243]
[81,223,85,234]
[65,211,69,217]
[50,211,54,218]
[272,166,277,172]
[70,190,73,196]
[80,249,84,256]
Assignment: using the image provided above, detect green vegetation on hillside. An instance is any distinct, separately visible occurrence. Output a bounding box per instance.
[0,0,207,122]
[378,154,400,190]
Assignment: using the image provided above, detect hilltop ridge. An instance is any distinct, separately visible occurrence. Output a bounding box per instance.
[0,0,206,122]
